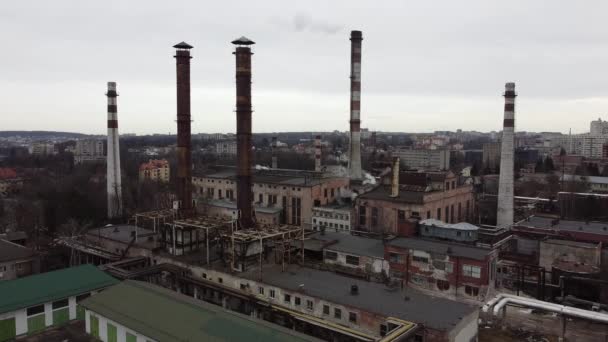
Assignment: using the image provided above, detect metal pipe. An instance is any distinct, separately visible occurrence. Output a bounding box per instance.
[497,82,516,228]
[491,295,608,324]
[348,30,363,181]
[174,42,194,216]
[106,82,123,220]
[232,36,255,229]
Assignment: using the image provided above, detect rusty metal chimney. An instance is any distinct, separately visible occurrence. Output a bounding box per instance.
[314,135,322,172]
[497,82,517,228]
[271,136,278,169]
[348,30,363,181]
[390,157,400,198]
[173,42,193,216]
[232,36,255,229]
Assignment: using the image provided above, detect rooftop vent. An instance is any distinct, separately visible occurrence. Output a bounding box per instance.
[350,284,359,295]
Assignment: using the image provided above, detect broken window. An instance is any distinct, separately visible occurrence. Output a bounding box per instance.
[465,285,479,296]
[323,305,330,315]
[349,312,357,324]
[334,308,342,319]
[284,294,291,303]
[306,300,313,310]
[295,297,301,306]
[437,280,450,291]
[345,255,360,266]
[325,251,338,261]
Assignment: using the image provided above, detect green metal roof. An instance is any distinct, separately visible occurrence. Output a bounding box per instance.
[0,264,119,314]
[81,280,319,342]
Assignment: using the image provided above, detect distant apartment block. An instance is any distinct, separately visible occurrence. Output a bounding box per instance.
[482,142,501,172]
[214,140,237,156]
[74,139,105,164]
[393,148,450,171]
[139,159,170,183]
[28,142,55,156]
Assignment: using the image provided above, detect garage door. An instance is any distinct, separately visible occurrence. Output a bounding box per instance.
[0,318,16,342]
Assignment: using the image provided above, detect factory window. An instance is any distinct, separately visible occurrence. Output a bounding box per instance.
[240,283,248,290]
[466,200,470,220]
[457,231,462,237]
[27,305,44,316]
[323,305,330,315]
[371,207,379,227]
[295,297,301,306]
[202,273,207,279]
[340,224,344,229]
[450,204,454,223]
[397,210,406,222]
[462,265,481,278]
[306,300,313,310]
[389,253,404,264]
[445,182,450,190]
[411,211,420,218]
[334,308,342,319]
[329,223,333,228]
[324,189,328,197]
[359,206,366,226]
[346,255,360,266]
[331,188,335,197]
[314,199,321,206]
[458,203,462,221]
[349,312,357,324]
[325,251,338,260]
[52,298,69,309]
[218,277,223,284]
[445,206,449,223]
[284,294,291,303]
[297,188,301,191]
[465,285,479,296]
[437,208,441,220]
[313,219,316,224]
[258,287,264,295]
[269,289,276,298]
[445,263,454,273]
[259,194,263,203]
[437,280,450,291]
[218,189,222,198]
[426,211,431,219]
[452,181,455,189]
[412,255,428,264]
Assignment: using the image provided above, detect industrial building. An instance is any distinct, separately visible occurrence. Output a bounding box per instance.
[312,204,353,232]
[482,142,501,172]
[0,265,118,341]
[214,140,237,156]
[81,280,317,342]
[0,239,38,281]
[139,159,170,183]
[356,170,475,234]
[193,168,350,229]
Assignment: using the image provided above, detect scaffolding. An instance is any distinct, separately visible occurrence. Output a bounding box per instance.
[132,209,177,232]
[219,224,305,280]
[165,216,233,264]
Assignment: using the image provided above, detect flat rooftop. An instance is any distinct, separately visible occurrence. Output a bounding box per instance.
[517,216,608,236]
[358,185,425,204]
[87,225,157,247]
[243,265,476,331]
[0,239,35,262]
[387,237,492,261]
[81,280,318,342]
[196,168,346,187]
[309,232,385,258]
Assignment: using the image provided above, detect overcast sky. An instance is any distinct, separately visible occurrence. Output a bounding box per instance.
[2,0,608,135]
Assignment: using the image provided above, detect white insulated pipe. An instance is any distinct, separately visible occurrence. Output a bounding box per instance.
[484,294,608,324]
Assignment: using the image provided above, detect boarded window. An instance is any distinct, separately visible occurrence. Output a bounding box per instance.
[345,255,360,266]
[325,251,338,261]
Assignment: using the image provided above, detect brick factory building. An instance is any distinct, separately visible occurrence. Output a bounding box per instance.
[355,170,475,234]
[193,167,350,229]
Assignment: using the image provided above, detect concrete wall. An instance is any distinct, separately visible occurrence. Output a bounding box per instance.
[539,240,600,270]
[86,309,154,342]
[0,258,37,281]
[323,250,388,275]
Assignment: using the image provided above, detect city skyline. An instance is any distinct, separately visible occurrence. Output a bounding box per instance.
[2,0,608,135]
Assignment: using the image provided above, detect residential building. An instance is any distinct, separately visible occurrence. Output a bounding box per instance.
[393,148,450,170]
[0,265,118,340]
[215,140,237,156]
[74,139,105,164]
[560,174,608,193]
[356,171,475,235]
[28,142,55,156]
[590,118,608,135]
[482,142,501,172]
[139,159,170,183]
[385,237,497,301]
[311,204,352,232]
[193,168,350,229]
[0,240,38,281]
[81,280,317,342]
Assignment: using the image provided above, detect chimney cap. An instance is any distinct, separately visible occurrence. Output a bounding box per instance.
[350,30,363,39]
[232,36,255,45]
[173,41,193,49]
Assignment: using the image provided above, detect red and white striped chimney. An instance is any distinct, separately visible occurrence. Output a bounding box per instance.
[497,82,516,228]
[106,82,122,220]
[348,30,363,181]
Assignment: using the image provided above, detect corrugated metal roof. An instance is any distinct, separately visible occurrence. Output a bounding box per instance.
[0,265,118,314]
[81,280,318,342]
